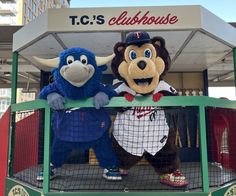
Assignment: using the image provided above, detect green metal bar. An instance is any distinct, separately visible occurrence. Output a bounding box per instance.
[8,51,19,177]
[11,99,48,112]
[43,105,51,193]
[6,175,210,196]
[198,105,209,192]
[233,48,236,87]
[9,96,236,112]
[45,192,209,196]
[64,96,236,109]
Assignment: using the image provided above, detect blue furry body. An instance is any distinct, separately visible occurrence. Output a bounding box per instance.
[39,47,116,141]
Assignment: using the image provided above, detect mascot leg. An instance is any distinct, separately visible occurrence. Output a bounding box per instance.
[145,130,188,187]
[111,135,142,176]
[36,137,73,181]
[92,132,122,181]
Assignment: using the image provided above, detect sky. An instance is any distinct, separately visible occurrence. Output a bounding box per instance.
[70,0,236,22]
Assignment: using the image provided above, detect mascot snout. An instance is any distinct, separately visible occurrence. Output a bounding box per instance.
[60,61,95,85]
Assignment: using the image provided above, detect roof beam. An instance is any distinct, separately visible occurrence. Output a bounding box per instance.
[52,33,67,50]
[18,72,40,83]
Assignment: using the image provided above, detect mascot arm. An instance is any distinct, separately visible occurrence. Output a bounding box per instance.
[93,92,109,109]
[152,80,177,101]
[98,84,117,99]
[39,82,65,110]
[93,84,117,109]
[39,82,61,99]
[124,93,134,102]
[47,93,65,110]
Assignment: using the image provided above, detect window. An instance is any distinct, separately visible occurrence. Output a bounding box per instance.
[209,87,236,100]
[45,0,48,8]
[33,2,37,14]
[0,99,10,111]
[28,7,32,20]
[0,88,11,97]
[23,2,27,14]
[28,0,32,7]
[24,16,27,24]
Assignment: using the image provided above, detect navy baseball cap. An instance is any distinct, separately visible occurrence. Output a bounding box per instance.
[126,31,151,45]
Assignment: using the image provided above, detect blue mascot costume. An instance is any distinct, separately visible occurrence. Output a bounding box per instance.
[34,47,121,181]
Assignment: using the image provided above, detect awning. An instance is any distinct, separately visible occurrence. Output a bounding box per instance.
[12,5,236,86]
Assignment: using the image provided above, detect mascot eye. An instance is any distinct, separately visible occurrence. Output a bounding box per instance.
[144,48,152,58]
[80,55,88,65]
[66,56,74,64]
[129,50,137,60]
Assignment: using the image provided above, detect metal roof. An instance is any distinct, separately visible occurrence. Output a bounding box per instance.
[1,5,236,87]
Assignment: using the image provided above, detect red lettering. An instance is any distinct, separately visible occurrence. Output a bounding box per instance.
[109,11,128,25]
[137,11,149,24]
[169,15,178,24]
[108,11,179,26]
[129,11,141,25]
[147,16,155,24]
[162,13,170,24]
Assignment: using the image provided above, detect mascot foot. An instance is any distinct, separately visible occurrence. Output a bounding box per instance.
[36,164,57,181]
[119,168,129,176]
[160,170,188,187]
[103,167,122,181]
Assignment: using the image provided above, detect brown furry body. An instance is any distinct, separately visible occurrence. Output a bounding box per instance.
[111,32,180,175]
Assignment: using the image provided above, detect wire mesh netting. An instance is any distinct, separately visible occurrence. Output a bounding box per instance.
[12,107,236,192]
[207,107,236,187]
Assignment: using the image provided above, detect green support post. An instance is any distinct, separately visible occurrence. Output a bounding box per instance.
[233,48,236,87]
[198,105,209,193]
[43,106,51,193]
[8,52,18,176]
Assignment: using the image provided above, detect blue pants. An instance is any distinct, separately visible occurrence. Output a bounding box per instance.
[178,108,197,147]
[51,131,119,168]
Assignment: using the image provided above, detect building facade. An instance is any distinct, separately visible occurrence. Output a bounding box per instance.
[18,0,70,25]
[0,88,11,118]
[0,0,18,25]
[0,0,70,118]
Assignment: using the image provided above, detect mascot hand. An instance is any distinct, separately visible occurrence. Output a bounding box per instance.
[93,92,109,109]
[153,93,163,102]
[124,93,134,102]
[47,92,65,110]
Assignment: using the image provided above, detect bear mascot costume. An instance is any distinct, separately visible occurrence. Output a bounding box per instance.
[34,47,121,181]
[110,31,188,187]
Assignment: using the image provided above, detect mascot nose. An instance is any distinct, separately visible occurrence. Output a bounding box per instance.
[137,60,146,70]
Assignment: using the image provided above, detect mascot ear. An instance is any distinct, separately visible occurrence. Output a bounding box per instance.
[114,42,126,56]
[111,42,126,81]
[151,36,166,48]
[98,64,108,72]
[151,36,171,76]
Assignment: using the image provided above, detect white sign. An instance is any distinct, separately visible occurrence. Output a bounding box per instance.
[48,6,201,31]
[8,185,29,196]
[224,184,236,196]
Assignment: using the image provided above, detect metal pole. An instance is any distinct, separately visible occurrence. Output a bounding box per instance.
[11,52,18,105]
[233,48,236,88]
[199,105,209,192]
[43,106,51,193]
[203,69,208,96]
[8,51,18,176]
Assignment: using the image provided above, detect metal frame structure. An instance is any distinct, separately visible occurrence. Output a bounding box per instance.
[4,5,236,196]
[5,52,236,194]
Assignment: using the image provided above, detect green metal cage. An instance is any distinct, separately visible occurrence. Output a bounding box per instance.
[4,51,236,196]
